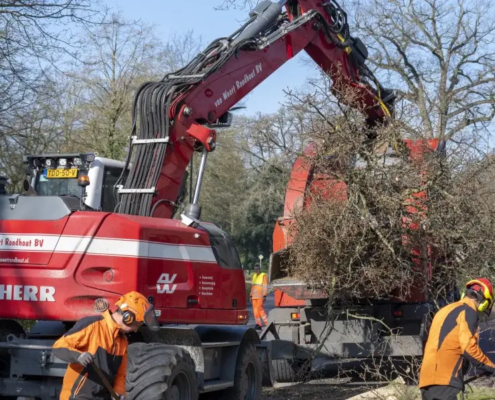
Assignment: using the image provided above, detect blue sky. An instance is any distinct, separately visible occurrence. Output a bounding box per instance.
[103,0,314,116]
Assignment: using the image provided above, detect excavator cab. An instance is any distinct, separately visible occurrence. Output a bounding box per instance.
[22,152,127,212]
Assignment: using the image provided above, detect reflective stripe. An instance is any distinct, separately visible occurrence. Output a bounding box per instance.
[0,234,217,263]
[74,373,88,396]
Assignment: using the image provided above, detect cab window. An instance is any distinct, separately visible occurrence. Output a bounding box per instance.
[35,173,80,198]
[101,167,124,212]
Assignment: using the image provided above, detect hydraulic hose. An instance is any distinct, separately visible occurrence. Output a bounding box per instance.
[117,32,257,217]
[231,1,284,46]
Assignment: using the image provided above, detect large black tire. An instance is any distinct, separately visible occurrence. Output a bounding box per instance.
[217,341,262,400]
[272,359,310,383]
[125,343,198,400]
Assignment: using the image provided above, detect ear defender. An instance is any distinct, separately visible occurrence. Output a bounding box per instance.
[115,294,138,327]
[121,309,136,326]
[478,297,491,313]
[114,291,157,329]
[463,279,493,314]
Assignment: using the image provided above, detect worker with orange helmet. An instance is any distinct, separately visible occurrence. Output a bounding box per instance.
[419,278,495,400]
[52,291,159,400]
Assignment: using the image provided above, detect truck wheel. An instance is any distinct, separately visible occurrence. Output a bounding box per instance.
[218,341,262,400]
[272,359,309,383]
[125,343,198,400]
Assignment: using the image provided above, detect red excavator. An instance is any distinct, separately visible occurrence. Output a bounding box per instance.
[0,0,414,398]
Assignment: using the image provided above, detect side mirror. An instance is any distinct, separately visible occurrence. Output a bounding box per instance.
[23,179,38,196]
[0,175,7,195]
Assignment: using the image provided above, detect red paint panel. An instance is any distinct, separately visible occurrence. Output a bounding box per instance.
[0,211,248,324]
[275,289,306,307]
[0,218,68,234]
[283,143,316,218]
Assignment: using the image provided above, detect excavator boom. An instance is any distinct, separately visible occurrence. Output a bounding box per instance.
[117,0,395,219]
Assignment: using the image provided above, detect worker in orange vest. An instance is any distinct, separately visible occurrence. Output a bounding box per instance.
[419,278,495,399]
[250,264,269,330]
[52,291,159,400]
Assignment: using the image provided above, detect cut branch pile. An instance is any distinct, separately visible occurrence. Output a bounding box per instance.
[285,102,495,303]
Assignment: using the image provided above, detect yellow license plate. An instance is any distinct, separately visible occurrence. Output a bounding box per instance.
[46,168,78,179]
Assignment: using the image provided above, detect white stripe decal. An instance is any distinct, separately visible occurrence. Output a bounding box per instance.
[0,234,217,263]
[57,236,92,253]
[85,238,217,262]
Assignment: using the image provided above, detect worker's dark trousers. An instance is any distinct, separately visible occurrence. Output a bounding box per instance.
[421,385,462,400]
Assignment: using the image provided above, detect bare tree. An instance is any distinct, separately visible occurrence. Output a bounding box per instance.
[0,79,67,190]
[277,77,495,307]
[217,0,495,145]
[64,14,202,159]
[0,0,103,127]
[351,0,495,142]
[0,9,203,188]
[232,108,308,173]
[215,0,260,10]
[0,0,105,186]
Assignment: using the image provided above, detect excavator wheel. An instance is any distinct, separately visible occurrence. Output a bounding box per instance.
[125,343,198,400]
[216,341,262,400]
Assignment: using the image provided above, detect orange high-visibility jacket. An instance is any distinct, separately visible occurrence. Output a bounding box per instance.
[52,310,128,399]
[250,272,268,299]
[419,297,495,390]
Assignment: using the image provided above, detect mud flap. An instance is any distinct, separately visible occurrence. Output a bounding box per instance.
[256,340,275,387]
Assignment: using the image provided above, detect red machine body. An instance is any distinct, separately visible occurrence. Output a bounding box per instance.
[0,0,394,325]
[0,213,247,323]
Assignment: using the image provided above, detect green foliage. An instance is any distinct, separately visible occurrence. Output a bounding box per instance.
[184,130,290,268]
[233,161,289,266]
[199,131,248,236]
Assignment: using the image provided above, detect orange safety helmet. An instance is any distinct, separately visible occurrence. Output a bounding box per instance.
[115,291,160,331]
[464,278,494,315]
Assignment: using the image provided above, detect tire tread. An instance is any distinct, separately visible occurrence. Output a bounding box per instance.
[126,343,198,400]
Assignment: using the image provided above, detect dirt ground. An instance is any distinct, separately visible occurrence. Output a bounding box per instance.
[261,381,381,400]
[261,381,495,400]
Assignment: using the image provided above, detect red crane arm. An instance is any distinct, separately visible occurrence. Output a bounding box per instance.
[117,0,395,219]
